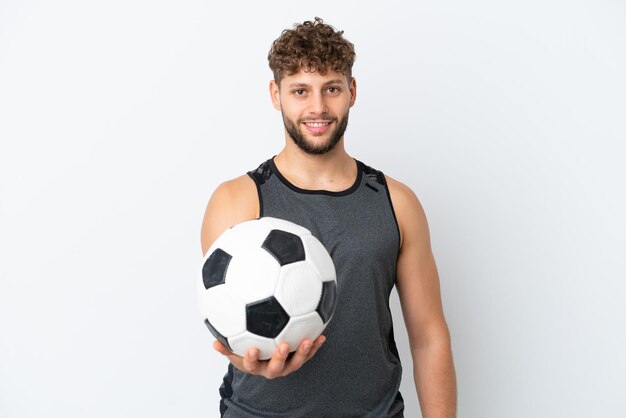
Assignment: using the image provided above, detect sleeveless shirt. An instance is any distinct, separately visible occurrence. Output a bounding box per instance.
[219,157,404,417]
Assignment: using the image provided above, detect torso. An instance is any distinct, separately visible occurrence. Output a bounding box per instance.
[219,157,405,418]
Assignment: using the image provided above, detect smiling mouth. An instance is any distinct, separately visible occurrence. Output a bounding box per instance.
[303,121,332,127]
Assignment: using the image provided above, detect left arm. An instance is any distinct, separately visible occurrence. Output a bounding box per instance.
[387,176,457,418]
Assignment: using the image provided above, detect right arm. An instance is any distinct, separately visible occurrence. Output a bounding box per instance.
[200,175,259,256]
[200,175,326,379]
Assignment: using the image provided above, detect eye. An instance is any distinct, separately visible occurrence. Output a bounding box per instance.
[293,89,306,96]
[327,86,341,94]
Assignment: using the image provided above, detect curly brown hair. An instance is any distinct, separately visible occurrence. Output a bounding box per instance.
[268,17,356,84]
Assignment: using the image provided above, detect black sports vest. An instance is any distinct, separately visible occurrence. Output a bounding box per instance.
[219,158,404,418]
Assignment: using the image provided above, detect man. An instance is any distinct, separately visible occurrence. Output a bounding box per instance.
[201,17,456,418]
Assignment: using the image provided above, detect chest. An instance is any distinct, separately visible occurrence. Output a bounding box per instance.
[260,182,400,291]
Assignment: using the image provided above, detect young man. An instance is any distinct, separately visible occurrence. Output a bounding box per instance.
[201,18,456,418]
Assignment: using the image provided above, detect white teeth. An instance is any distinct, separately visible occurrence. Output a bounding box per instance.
[306,122,330,127]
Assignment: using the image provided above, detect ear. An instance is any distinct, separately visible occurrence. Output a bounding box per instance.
[348,77,357,108]
[269,80,281,111]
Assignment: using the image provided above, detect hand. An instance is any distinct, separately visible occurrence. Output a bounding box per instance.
[212,336,326,380]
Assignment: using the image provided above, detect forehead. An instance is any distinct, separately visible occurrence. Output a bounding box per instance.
[279,70,350,89]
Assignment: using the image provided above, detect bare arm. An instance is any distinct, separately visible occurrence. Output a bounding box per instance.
[387,176,457,418]
[200,175,325,379]
[200,175,259,256]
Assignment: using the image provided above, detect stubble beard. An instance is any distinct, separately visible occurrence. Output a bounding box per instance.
[282,111,350,155]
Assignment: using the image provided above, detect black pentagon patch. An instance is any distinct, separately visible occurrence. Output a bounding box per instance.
[316,281,337,323]
[261,230,305,266]
[202,248,232,290]
[204,318,232,352]
[246,296,290,338]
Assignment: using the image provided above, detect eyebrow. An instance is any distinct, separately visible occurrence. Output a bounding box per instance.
[322,79,345,85]
[286,79,346,89]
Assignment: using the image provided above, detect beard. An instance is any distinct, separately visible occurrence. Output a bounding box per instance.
[282,111,350,155]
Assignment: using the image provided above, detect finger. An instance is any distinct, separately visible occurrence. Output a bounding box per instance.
[284,339,314,371]
[212,341,248,371]
[304,335,326,361]
[266,343,290,379]
[213,340,233,356]
[242,347,262,373]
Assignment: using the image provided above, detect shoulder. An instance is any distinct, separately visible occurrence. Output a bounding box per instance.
[385,175,430,251]
[212,174,258,205]
[200,174,259,256]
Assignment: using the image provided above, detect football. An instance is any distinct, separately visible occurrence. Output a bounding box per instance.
[199,217,337,360]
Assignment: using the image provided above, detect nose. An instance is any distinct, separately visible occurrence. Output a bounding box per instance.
[308,92,327,116]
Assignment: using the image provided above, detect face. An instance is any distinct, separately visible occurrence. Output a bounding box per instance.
[270,70,357,155]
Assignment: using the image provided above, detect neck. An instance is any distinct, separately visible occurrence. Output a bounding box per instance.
[274,141,356,192]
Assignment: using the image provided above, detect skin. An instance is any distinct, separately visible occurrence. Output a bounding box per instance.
[200,69,457,416]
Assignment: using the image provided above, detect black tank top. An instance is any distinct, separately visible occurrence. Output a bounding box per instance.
[219,158,404,417]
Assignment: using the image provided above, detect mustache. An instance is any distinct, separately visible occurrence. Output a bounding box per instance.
[299,117,336,123]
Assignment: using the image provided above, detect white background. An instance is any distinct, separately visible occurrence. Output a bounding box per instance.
[1,0,625,417]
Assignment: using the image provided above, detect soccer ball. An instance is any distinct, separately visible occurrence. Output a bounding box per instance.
[199,217,337,360]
